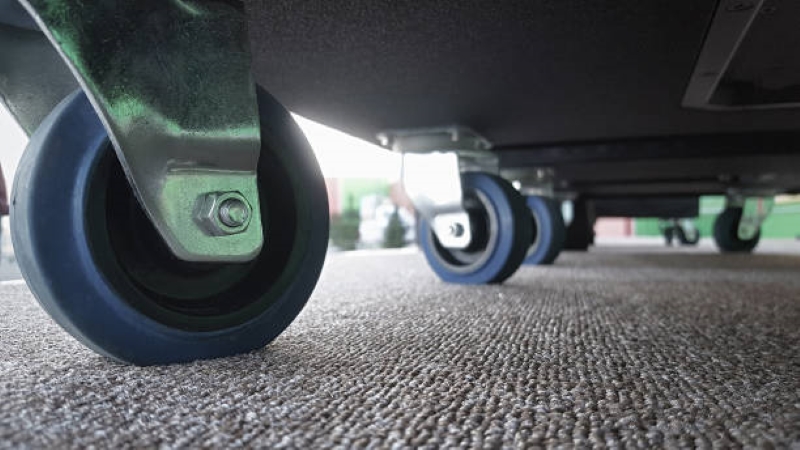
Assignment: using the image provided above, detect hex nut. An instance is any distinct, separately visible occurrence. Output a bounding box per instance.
[194,192,253,236]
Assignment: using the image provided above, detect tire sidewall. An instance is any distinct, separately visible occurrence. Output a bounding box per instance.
[11,90,329,365]
[713,208,760,253]
[523,196,565,265]
[419,172,529,284]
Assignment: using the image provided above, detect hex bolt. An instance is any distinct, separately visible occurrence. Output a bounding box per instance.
[219,198,251,228]
[194,192,253,236]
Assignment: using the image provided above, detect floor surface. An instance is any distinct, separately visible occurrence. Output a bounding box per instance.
[1,246,799,448]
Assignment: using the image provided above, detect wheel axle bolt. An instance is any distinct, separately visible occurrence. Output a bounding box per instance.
[195,192,253,236]
[449,223,465,237]
[219,198,251,228]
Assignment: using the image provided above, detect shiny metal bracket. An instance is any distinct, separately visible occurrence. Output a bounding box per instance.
[501,167,556,197]
[379,126,495,249]
[681,0,800,111]
[19,0,263,262]
[727,195,775,240]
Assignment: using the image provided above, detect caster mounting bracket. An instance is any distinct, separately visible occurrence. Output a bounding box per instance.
[379,126,497,249]
[728,195,775,241]
[18,0,263,262]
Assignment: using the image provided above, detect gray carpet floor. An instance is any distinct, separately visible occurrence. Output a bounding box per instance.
[1,248,799,448]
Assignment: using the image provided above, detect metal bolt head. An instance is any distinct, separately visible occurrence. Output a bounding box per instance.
[219,198,251,228]
[194,192,253,236]
[448,222,465,237]
[725,1,755,13]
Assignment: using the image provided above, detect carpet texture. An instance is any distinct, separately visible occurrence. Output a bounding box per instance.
[0,249,799,448]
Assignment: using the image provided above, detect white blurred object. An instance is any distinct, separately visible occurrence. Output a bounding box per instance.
[1,104,29,263]
[293,115,401,180]
[0,104,28,188]
[358,195,415,248]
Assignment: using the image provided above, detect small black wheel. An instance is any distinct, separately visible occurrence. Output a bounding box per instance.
[564,197,594,251]
[523,196,565,265]
[677,226,700,246]
[11,88,329,365]
[713,208,760,253]
[418,172,532,284]
[664,227,675,246]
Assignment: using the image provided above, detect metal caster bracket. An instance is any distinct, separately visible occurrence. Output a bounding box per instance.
[726,194,775,241]
[501,167,557,198]
[19,0,263,262]
[378,126,495,249]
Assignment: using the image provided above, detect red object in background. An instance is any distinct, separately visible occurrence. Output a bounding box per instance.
[389,182,414,215]
[325,178,340,216]
[595,218,633,237]
[0,163,8,216]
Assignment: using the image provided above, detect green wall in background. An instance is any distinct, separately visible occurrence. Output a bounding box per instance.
[634,196,800,239]
[338,179,391,211]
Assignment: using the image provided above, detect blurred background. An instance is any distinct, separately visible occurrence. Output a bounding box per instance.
[2,103,800,270]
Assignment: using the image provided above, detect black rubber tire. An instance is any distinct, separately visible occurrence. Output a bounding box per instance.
[564,198,595,251]
[664,227,675,246]
[418,172,532,284]
[677,226,700,246]
[713,208,760,253]
[523,196,566,265]
[0,0,39,30]
[11,88,329,365]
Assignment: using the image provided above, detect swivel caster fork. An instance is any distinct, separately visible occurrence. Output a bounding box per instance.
[379,127,537,284]
[9,1,329,364]
[714,195,774,253]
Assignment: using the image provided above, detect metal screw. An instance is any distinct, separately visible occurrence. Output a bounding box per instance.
[448,222,465,237]
[195,192,253,236]
[219,198,251,228]
[725,1,755,13]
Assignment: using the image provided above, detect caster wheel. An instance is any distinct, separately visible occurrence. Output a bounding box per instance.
[418,172,532,284]
[523,196,565,265]
[11,88,329,365]
[564,197,594,251]
[713,207,760,253]
[664,227,675,246]
[677,226,700,246]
